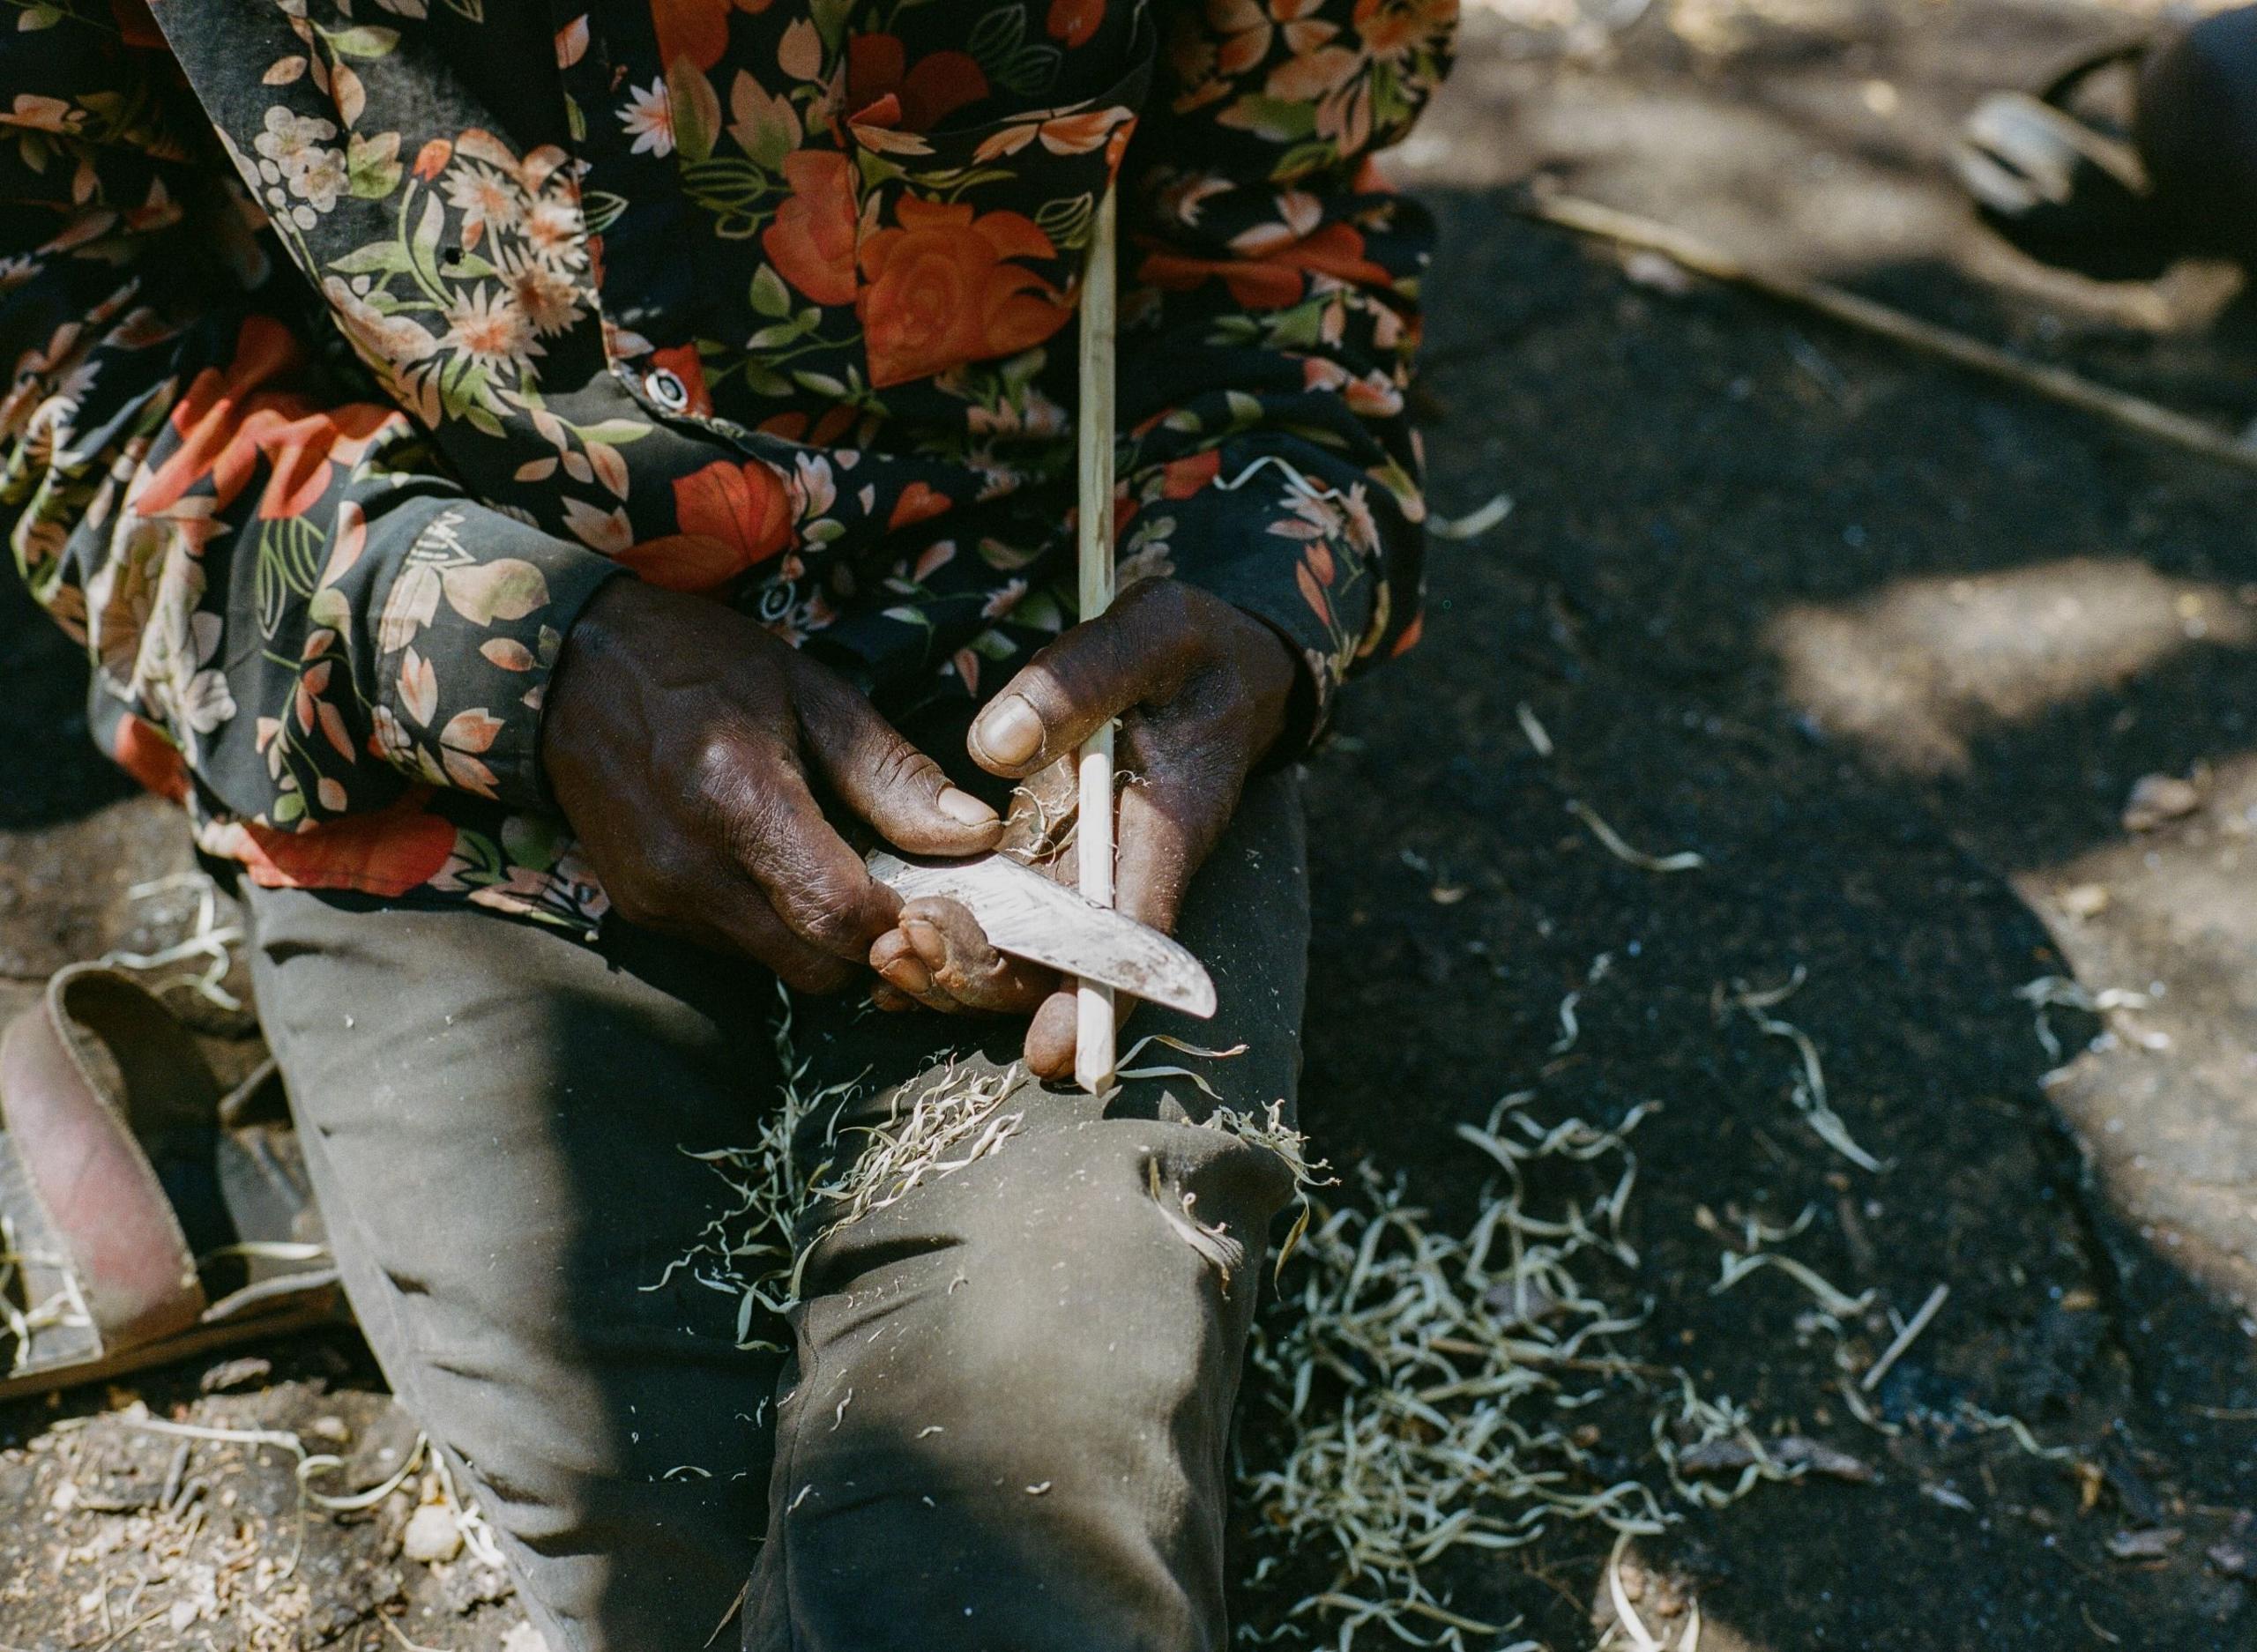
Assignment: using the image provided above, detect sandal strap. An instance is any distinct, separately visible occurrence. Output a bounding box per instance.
[2038,40,2148,111]
[0,965,209,1355]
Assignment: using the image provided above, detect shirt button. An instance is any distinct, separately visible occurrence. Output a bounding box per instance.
[644,366,690,413]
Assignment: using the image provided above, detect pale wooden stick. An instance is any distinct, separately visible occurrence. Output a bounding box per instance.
[1519,190,2257,474]
[1074,184,1120,1093]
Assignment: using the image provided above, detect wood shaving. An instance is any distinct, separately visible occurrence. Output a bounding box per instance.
[1568,800,1707,874]
[1726,971,1885,1172]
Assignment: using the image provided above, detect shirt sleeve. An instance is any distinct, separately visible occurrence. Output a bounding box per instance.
[1115,0,1452,751]
[0,10,617,830]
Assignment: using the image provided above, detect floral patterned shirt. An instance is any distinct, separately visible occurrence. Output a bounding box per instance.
[2,0,1449,934]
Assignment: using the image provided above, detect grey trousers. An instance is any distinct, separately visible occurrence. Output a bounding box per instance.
[242,771,1308,1652]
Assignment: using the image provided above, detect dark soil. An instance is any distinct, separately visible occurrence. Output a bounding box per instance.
[5,3,2255,1648]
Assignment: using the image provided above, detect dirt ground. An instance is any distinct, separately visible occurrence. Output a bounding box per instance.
[5,1,2257,1648]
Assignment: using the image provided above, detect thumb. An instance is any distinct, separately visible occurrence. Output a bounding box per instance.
[796,673,1005,857]
[967,582,1202,779]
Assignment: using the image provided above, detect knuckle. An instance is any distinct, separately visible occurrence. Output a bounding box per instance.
[867,739,935,806]
[685,733,756,819]
[799,904,871,956]
[1123,576,1196,645]
[783,867,878,953]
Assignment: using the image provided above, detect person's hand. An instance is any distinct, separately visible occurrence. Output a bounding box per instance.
[866,578,1300,1078]
[542,578,1004,989]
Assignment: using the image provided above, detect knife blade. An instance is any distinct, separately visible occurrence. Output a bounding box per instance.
[866,850,1218,1019]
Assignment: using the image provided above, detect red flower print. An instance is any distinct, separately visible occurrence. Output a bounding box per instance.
[652,0,735,71]
[620,458,794,591]
[135,316,302,517]
[846,34,988,131]
[236,791,459,899]
[889,480,951,531]
[1136,221,1393,309]
[1047,0,1104,48]
[1159,448,1222,500]
[413,138,451,180]
[112,713,188,803]
[109,0,164,49]
[248,401,399,521]
[760,406,856,446]
[762,149,858,308]
[138,326,397,526]
[1352,0,1456,63]
[856,198,1070,388]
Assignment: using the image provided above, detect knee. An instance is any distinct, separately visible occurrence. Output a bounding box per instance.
[937,1127,1278,1420]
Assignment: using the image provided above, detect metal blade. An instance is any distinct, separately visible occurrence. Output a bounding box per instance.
[866,850,1218,1019]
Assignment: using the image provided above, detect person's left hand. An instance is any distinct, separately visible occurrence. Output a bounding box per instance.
[867,578,1300,1079]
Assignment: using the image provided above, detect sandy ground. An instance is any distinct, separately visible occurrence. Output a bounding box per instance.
[4,2,2255,1648]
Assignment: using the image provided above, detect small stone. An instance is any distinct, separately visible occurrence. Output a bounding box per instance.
[2058,882,2110,919]
[402,1504,465,1564]
[2123,774,2201,832]
[2107,1526,2183,1560]
[501,1623,553,1652]
[1620,249,1694,296]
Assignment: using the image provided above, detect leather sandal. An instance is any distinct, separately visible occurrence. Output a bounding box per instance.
[1953,42,2165,279]
[1955,10,2257,278]
[0,964,345,1401]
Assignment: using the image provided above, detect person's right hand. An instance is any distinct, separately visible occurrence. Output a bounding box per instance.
[540,578,1005,990]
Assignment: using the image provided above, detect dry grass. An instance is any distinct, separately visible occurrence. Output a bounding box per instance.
[1233,1094,1792,1648]
[659,1002,1817,1649]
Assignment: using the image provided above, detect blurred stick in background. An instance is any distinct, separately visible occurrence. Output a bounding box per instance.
[1519,188,2257,474]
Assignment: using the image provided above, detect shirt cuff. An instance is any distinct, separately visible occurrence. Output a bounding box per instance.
[361,498,623,812]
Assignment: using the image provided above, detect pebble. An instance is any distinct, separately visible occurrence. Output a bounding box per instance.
[402,1504,464,1564]
[2123,774,2201,832]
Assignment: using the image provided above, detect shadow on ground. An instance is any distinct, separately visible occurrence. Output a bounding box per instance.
[1273,5,2256,1644]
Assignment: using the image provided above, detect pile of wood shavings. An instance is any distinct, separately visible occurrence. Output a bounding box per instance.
[652,993,1025,1344]
[1234,1094,1792,1648]
[664,1005,1794,1648]
[801,1061,1024,1250]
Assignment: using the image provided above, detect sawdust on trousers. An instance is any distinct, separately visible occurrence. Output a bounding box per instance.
[656,993,1799,1649]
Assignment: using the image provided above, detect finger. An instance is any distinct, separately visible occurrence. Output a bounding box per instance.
[1112,723,1245,936]
[1023,982,1143,1081]
[659,865,859,993]
[899,897,1055,1015]
[872,982,920,1013]
[869,920,971,1014]
[719,759,905,960]
[968,583,1206,779]
[870,926,928,992]
[1024,986,1080,1081]
[796,670,1005,856]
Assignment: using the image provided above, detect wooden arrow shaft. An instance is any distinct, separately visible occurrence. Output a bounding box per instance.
[1074,185,1120,1093]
